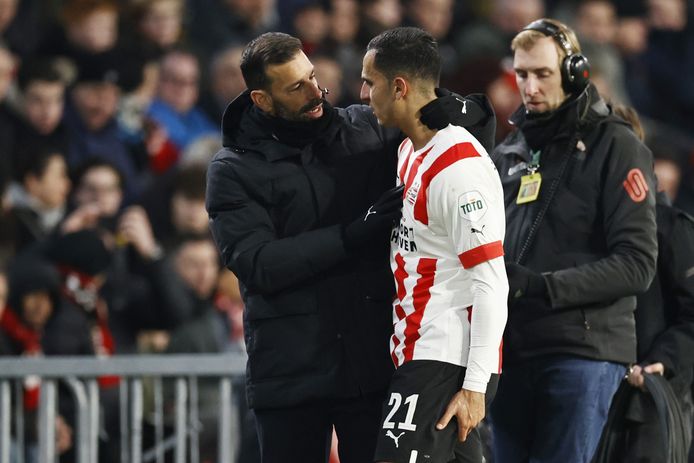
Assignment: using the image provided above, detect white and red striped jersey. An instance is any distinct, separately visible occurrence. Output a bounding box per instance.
[390,124,509,393]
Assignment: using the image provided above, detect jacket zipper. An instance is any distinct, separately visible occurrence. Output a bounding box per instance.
[580,308,591,330]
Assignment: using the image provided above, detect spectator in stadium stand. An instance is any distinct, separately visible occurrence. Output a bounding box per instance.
[39,0,141,91]
[9,59,70,176]
[120,0,187,133]
[129,0,185,62]
[127,233,258,462]
[0,0,42,59]
[137,163,209,251]
[311,54,349,107]
[69,159,125,228]
[64,54,143,202]
[41,230,124,463]
[5,148,71,252]
[319,0,362,103]
[111,165,210,340]
[62,158,150,355]
[487,19,657,463]
[2,255,95,461]
[403,0,460,78]
[291,1,330,55]
[199,44,247,122]
[573,0,631,106]
[357,0,404,48]
[453,0,545,68]
[186,0,280,58]
[145,49,217,173]
[205,30,480,462]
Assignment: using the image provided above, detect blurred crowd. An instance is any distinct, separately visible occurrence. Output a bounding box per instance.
[0,0,692,461]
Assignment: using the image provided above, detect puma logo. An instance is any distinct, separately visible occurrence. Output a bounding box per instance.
[386,430,405,448]
[456,97,467,114]
[471,225,486,236]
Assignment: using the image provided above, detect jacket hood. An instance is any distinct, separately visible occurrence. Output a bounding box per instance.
[221,90,257,150]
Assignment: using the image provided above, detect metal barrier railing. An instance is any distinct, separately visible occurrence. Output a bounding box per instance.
[0,353,246,463]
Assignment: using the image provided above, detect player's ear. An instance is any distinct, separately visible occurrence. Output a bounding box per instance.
[250,89,273,113]
[393,77,408,99]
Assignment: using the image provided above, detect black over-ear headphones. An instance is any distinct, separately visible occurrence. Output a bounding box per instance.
[522,19,591,95]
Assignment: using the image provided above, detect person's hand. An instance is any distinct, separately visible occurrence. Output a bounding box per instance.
[144,118,168,157]
[506,262,547,301]
[117,206,161,260]
[55,415,73,454]
[61,204,101,233]
[343,185,404,250]
[436,389,485,442]
[627,362,665,390]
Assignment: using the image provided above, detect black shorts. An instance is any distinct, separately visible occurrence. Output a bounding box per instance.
[373,360,467,463]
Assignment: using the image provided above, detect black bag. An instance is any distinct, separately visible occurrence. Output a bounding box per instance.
[592,374,691,463]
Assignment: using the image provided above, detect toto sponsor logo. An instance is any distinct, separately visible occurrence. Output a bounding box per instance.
[458,190,487,221]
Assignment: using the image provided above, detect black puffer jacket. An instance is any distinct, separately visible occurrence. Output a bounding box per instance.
[492,84,658,365]
[206,92,401,409]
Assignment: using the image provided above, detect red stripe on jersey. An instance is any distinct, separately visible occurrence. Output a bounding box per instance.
[413,142,481,224]
[404,146,434,192]
[459,241,504,269]
[391,334,401,367]
[398,140,414,182]
[401,258,437,362]
[392,253,408,366]
[393,253,408,307]
[466,306,473,323]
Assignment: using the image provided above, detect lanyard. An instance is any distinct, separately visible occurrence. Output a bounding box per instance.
[527,149,541,174]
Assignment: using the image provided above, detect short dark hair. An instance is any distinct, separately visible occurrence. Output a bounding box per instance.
[17,147,64,182]
[72,158,125,190]
[366,27,440,84]
[18,59,64,92]
[240,32,303,91]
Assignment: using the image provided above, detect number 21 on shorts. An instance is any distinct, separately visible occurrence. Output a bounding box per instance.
[383,393,419,431]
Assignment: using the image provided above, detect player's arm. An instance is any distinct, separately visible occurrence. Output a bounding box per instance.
[434,150,508,440]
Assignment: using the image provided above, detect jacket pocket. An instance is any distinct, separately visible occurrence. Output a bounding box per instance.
[244,290,317,321]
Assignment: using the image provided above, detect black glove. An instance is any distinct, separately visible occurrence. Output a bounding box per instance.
[343,185,404,250]
[419,90,497,154]
[506,262,548,300]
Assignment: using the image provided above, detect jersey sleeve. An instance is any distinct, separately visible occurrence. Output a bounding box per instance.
[435,153,509,393]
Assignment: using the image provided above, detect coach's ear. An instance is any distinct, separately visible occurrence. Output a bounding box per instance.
[250,89,273,114]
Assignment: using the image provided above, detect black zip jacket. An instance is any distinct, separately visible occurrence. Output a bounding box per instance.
[492,84,657,365]
[206,92,401,409]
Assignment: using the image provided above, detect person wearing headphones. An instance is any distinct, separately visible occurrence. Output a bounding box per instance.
[485,18,658,463]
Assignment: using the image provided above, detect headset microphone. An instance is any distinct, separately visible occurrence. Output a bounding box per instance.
[322,87,330,95]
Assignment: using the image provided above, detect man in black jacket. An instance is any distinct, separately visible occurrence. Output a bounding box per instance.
[207,30,495,462]
[487,19,658,463]
[206,32,412,463]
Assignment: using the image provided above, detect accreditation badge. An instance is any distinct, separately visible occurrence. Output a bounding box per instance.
[516,172,542,204]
